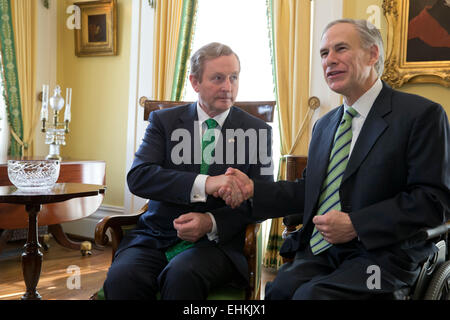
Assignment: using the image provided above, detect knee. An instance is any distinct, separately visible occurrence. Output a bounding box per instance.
[292,281,326,300]
[103,263,157,300]
[160,258,202,286]
[103,263,133,299]
[159,259,207,299]
[265,279,293,300]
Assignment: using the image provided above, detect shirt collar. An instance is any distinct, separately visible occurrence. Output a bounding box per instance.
[196,103,230,128]
[344,78,383,119]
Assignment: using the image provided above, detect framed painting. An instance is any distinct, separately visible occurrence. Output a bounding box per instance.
[382,0,450,88]
[74,0,117,57]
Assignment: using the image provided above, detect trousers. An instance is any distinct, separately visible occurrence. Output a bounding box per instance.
[265,240,421,300]
[103,244,238,300]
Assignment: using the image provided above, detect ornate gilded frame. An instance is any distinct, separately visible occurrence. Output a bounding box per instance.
[74,0,117,57]
[381,0,450,88]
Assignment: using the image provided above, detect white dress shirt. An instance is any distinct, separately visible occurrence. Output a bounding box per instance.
[343,78,383,156]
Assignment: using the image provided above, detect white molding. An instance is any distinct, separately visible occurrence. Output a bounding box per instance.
[92,204,125,218]
[61,205,125,239]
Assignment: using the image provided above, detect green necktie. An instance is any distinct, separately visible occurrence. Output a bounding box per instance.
[310,107,358,255]
[165,118,219,261]
[200,118,219,174]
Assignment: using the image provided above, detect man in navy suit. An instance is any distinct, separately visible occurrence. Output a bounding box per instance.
[219,19,450,299]
[103,42,273,299]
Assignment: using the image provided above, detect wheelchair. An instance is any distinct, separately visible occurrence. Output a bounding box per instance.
[282,156,449,300]
[282,215,450,300]
[403,222,450,300]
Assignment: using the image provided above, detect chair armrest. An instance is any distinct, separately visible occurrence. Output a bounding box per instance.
[94,204,148,260]
[282,213,303,239]
[243,223,260,300]
[283,213,303,227]
[244,223,260,259]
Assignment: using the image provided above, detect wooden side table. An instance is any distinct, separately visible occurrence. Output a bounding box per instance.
[0,183,106,300]
[0,159,105,253]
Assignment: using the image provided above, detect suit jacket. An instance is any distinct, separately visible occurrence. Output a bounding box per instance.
[253,82,450,281]
[120,103,273,283]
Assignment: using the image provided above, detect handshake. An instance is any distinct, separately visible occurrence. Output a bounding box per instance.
[205,168,254,208]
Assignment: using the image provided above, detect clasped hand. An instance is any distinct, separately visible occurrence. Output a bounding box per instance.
[174,169,252,242]
[205,168,253,208]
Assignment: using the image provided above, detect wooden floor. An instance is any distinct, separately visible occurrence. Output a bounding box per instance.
[0,236,276,300]
[0,236,111,300]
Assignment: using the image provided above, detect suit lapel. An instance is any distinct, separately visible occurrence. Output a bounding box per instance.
[177,103,201,173]
[342,83,392,184]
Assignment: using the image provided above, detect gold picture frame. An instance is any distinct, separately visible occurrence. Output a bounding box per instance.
[382,0,450,88]
[74,0,117,57]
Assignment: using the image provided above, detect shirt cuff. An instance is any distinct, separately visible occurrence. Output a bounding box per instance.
[206,212,219,242]
[190,174,208,202]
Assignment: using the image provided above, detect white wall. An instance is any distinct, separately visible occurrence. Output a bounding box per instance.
[0,99,8,163]
[34,1,57,158]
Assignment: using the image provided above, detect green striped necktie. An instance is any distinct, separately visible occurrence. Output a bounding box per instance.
[165,118,219,261]
[310,107,358,255]
[200,118,219,174]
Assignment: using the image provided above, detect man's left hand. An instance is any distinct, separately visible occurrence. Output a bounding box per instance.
[312,210,357,244]
[173,212,213,242]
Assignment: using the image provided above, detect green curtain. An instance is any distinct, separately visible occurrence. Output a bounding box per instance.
[0,0,23,157]
[170,0,198,101]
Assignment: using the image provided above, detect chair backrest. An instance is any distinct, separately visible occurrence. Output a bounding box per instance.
[142,100,276,123]
[285,155,308,181]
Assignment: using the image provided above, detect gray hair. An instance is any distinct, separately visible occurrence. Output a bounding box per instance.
[190,42,241,82]
[322,19,385,77]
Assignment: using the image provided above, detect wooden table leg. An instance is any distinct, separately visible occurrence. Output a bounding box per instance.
[21,204,43,300]
[48,223,84,250]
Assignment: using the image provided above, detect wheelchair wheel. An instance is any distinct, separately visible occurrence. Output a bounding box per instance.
[424,261,450,300]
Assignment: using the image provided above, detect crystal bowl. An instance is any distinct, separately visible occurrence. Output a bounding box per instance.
[7,160,61,189]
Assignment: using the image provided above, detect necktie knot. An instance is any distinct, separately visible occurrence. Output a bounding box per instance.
[343,107,358,121]
[204,118,218,129]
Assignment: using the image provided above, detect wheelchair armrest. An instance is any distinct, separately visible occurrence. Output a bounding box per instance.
[423,223,450,240]
[413,222,450,242]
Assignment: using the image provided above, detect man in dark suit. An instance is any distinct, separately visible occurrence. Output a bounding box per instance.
[103,42,273,299]
[218,19,450,299]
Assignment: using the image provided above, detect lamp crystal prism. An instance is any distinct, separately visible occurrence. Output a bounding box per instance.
[40,85,72,160]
